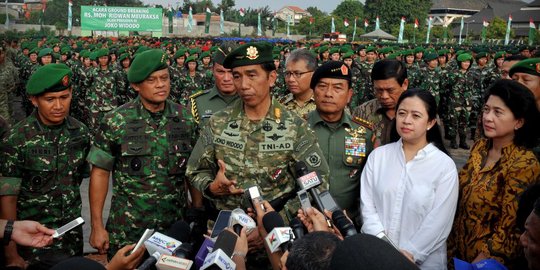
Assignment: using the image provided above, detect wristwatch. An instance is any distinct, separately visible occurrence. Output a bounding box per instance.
[3,220,14,245]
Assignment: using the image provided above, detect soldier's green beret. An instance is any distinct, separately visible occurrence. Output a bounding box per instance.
[403,49,414,56]
[200,51,211,59]
[128,49,168,83]
[135,46,149,55]
[424,53,438,62]
[310,61,351,90]
[329,47,340,55]
[272,47,281,55]
[475,52,487,59]
[457,53,473,62]
[386,53,398,60]
[26,64,72,96]
[38,48,53,58]
[318,45,329,53]
[118,47,127,55]
[174,48,187,59]
[118,53,130,62]
[61,46,71,55]
[414,46,425,54]
[438,49,448,56]
[381,47,394,54]
[80,50,89,58]
[494,51,506,59]
[213,43,239,65]
[188,48,200,55]
[53,52,61,60]
[95,48,109,58]
[89,51,98,61]
[509,58,540,77]
[272,54,280,60]
[185,55,197,64]
[21,42,30,50]
[366,46,376,53]
[223,42,273,69]
[342,51,354,59]
[357,45,366,51]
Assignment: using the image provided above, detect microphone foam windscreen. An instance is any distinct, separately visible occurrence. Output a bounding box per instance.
[262,211,285,233]
[294,161,309,176]
[166,220,192,243]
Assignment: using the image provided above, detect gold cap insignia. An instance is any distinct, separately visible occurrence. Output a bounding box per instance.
[246,46,259,60]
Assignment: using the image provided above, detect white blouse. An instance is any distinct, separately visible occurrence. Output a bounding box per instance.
[360,139,459,270]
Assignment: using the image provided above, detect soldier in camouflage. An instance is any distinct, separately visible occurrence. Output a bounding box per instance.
[186,43,329,264]
[357,46,378,105]
[179,56,207,106]
[0,64,90,269]
[418,52,443,106]
[87,49,196,260]
[271,54,287,99]
[343,51,363,109]
[0,46,19,125]
[469,52,493,139]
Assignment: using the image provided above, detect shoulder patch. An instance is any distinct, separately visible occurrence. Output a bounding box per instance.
[352,116,374,130]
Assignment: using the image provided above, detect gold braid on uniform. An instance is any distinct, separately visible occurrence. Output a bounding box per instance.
[352,116,374,130]
[190,91,205,124]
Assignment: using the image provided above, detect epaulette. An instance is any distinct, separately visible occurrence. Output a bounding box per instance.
[352,116,374,130]
[278,93,294,104]
[189,90,209,124]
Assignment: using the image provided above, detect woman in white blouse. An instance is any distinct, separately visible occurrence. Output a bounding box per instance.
[360,88,459,270]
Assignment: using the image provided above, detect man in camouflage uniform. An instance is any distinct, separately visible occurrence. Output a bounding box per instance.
[271,54,287,99]
[0,46,19,125]
[343,51,363,109]
[418,52,443,106]
[179,56,207,106]
[190,43,239,129]
[0,64,90,269]
[307,61,374,228]
[82,48,126,134]
[279,49,317,119]
[186,42,329,264]
[87,49,196,260]
[357,46,378,105]
[469,51,494,139]
[352,59,408,147]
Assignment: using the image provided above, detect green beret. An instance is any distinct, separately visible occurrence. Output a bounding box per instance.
[457,53,473,62]
[438,49,448,56]
[89,51,98,61]
[414,46,425,54]
[318,45,329,53]
[26,64,72,96]
[386,53,398,60]
[118,53,130,62]
[366,46,376,53]
[403,49,414,56]
[509,58,540,77]
[310,61,351,89]
[357,45,366,51]
[223,42,273,69]
[135,46,149,55]
[127,49,168,83]
[80,50,90,58]
[188,48,200,55]
[38,48,53,58]
[174,48,187,59]
[95,48,109,58]
[475,52,487,60]
[185,55,197,64]
[118,47,127,55]
[424,53,438,62]
[494,51,506,60]
[60,46,71,55]
[213,43,239,65]
[380,47,393,54]
[272,54,280,60]
[199,51,211,59]
[329,47,340,55]
[342,51,354,59]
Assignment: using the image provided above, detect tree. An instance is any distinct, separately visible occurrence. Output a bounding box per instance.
[306,6,326,17]
[217,0,235,12]
[332,0,363,21]
[364,0,431,31]
[487,16,512,39]
[182,0,215,14]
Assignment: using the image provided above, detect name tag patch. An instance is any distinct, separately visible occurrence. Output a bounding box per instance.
[214,136,245,151]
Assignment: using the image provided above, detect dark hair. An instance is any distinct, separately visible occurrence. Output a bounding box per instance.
[483,79,539,148]
[517,182,540,231]
[371,59,407,86]
[535,197,540,217]
[286,231,340,270]
[390,88,449,155]
[504,55,527,62]
[261,61,277,73]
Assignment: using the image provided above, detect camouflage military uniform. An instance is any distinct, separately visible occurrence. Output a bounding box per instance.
[178,71,207,106]
[0,59,19,124]
[0,115,9,139]
[86,97,195,258]
[358,61,375,104]
[352,99,392,147]
[168,65,184,104]
[349,64,363,109]
[0,111,90,266]
[307,110,374,226]
[406,63,421,89]
[71,65,92,125]
[186,98,330,215]
[418,67,443,105]
[189,86,239,128]
[445,70,474,145]
[469,66,493,136]
[84,66,126,133]
[279,93,317,119]
[271,67,287,99]
[116,68,136,106]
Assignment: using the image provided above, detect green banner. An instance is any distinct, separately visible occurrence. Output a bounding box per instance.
[81,6,162,32]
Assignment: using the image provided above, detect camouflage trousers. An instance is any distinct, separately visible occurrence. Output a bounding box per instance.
[448,106,471,139]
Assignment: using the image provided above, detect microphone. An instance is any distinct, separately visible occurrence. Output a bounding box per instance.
[195,238,215,269]
[294,161,325,211]
[290,217,305,240]
[229,208,257,234]
[332,210,357,237]
[200,230,238,270]
[139,221,191,270]
[263,211,294,253]
[156,254,194,270]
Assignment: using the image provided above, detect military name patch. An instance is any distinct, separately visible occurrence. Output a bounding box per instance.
[214,136,245,151]
[306,152,322,168]
[259,141,293,152]
[29,147,53,156]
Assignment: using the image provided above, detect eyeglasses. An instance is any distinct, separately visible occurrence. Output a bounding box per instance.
[284,70,313,79]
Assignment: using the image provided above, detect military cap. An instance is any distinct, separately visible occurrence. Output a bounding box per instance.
[26,64,72,96]
[318,45,329,53]
[38,48,53,58]
[60,46,71,55]
[272,54,280,60]
[366,46,376,53]
[199,51,211,59]
[475,51,487,60]
[424,53,438,62]
[185,55,197,64]
[135,46,149,55]
[174,48,187,59]
[414,46,425,54]
[357,45,366,51]
[80,50,90,58]
[95,48,109,58]
[403,49,414,56]
[438,49,448,56]
[329,47,340,55]
[494,51,506,60]
[457,53,473,62]
[213,43,239,65]
[223,42,273,69]
[342,51,354,59]
[188,48,200,55]
[128,49,168,83]
[509,58,540,77]
[379,47,393,54]
[310,60,352,89]
[386,53,398,60]
[118,53,130,62]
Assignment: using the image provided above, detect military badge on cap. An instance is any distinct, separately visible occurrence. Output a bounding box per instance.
[341,64,348,75]
[537,63,540,73]
[62,75,70,87]
[246,46,259,60]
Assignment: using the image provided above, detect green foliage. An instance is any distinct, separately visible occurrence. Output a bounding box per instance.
[0,14,14,25]
[364,0,431,31]
[332,0,363,20]
[486,17,513,39]
[217,0,235,12]
[306,7,326,18]
[182,0,215,14]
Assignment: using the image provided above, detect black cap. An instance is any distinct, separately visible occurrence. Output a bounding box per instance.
[310,61,352,89]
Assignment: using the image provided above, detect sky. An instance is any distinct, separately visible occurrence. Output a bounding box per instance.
[143,0,347,13]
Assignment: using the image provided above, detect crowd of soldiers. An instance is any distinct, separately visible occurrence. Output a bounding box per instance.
[0,34,539,269]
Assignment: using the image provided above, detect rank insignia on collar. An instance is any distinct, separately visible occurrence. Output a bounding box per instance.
[246,46,259,60]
